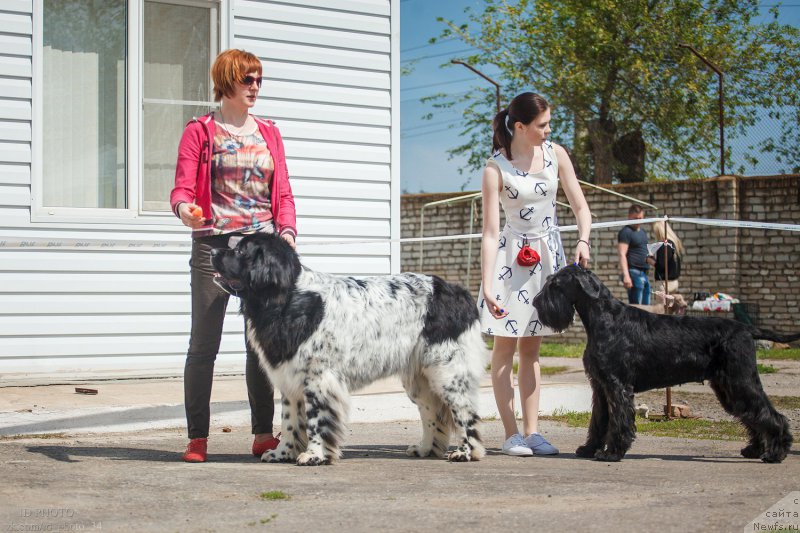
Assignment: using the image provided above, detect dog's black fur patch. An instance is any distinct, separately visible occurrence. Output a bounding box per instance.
[422,276,480,345]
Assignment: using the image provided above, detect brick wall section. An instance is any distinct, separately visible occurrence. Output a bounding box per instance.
[401,175,800,343]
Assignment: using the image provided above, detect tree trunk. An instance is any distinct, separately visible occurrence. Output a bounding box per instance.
[587,117,617,184]
[571,119,590,181]
[613,129,646,183]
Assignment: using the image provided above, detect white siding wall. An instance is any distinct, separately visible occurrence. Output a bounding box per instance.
[0,0,398,382]
[238,0,395,271]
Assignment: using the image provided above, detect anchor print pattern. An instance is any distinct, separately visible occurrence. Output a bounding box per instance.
[516,289,530,304]
[519,207,536,221]
[505,319,519,335]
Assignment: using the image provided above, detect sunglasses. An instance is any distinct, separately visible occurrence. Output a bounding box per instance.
[240,75,262,87]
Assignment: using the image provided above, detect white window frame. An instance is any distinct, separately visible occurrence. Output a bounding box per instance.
[31,0,228,225]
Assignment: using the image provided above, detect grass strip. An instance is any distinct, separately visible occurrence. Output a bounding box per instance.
[542,410,747,441]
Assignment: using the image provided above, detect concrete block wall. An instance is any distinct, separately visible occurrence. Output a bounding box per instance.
[401,175,800,343]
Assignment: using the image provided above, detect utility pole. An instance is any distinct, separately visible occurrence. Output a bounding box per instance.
[451,60,501,114]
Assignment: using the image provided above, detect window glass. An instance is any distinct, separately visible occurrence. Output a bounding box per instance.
[142,1,216,212]
[43,0,126,209]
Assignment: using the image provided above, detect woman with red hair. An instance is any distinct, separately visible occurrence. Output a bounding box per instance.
[170,49,297,462]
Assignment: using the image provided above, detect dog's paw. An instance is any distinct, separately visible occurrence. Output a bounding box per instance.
[594,449,623,462]
[759,448,787,464]
[468,440,486,460]
[262,449,293,463]
[447,448,472,462]
[406,444,433,458]
[740,444,763,459]
[760,453,786,464]
[575,445,598,458]
[296,452,329,466]
[262,443,296,463]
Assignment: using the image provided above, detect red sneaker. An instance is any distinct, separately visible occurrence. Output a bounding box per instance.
[182,438,207,463]
[252,433,281,457]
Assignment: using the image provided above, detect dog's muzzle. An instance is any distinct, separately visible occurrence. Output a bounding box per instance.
[209,236,246,296]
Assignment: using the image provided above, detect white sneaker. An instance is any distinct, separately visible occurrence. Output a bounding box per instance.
[501,433,534,456]
[524,432,559,455]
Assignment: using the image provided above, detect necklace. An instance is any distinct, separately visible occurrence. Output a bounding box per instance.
[217,109,250,137]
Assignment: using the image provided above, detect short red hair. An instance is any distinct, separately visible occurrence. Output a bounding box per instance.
[211,49,263,102]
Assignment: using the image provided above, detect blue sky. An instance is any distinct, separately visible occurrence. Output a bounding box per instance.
[399,1,800,194]
[400,0,491,194]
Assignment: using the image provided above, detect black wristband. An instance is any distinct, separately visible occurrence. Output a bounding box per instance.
[577,239,591,248]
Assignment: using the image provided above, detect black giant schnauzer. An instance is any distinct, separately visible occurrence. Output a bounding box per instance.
[532,265,797,463]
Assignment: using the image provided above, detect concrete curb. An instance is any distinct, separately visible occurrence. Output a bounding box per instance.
[0,378,592,437]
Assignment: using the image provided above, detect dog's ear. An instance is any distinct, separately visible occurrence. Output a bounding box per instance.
[576,270,602,299]
[248,251,292,292]
[246,236,300,293]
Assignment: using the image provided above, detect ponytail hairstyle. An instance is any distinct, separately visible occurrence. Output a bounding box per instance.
[492,92,550,160]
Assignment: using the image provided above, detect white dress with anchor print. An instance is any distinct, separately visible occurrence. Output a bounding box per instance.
[478,141,566,337]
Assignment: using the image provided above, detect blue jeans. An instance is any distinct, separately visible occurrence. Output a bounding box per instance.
[627,268,650,305]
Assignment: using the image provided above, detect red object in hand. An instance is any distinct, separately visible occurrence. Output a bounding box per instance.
[190,206,203,218]
[516,244,541,267]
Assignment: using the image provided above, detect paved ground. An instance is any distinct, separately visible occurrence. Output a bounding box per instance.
[1,356,798,532]
[1,421,798,532]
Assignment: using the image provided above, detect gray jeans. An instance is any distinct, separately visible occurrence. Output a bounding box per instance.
[184,234,274,439]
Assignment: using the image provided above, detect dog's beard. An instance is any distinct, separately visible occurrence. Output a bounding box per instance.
[533,289,575,332]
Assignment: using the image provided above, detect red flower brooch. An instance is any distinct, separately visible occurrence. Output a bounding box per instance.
[516,239,541,267]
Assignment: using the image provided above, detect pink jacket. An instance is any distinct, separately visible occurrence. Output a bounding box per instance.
[170,112,297,238]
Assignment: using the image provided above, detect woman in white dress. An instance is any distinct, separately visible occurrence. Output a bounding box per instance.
[479,93,592,456]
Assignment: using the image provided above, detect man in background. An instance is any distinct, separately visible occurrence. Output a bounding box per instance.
[618,204,653,304]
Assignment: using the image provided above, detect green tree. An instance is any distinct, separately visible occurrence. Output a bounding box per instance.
[427,0,800,183]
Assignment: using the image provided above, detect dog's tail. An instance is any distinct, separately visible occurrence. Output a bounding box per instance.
[747,326,800,344]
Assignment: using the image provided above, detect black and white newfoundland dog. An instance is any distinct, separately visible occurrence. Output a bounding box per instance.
[211,233,486,466]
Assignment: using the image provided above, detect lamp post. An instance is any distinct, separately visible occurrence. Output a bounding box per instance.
[451,60,501,114]
[678,43,726,176]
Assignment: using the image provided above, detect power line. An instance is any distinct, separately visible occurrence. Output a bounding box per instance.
[401,76,477,92]
[401,122,487,139]
[401,90,471,104]
[401,47,477,64]
[401,126,461,139]
[403,118,463,132]
[401,37,457,54]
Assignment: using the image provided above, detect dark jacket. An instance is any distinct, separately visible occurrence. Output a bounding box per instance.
[654,239,680,280]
